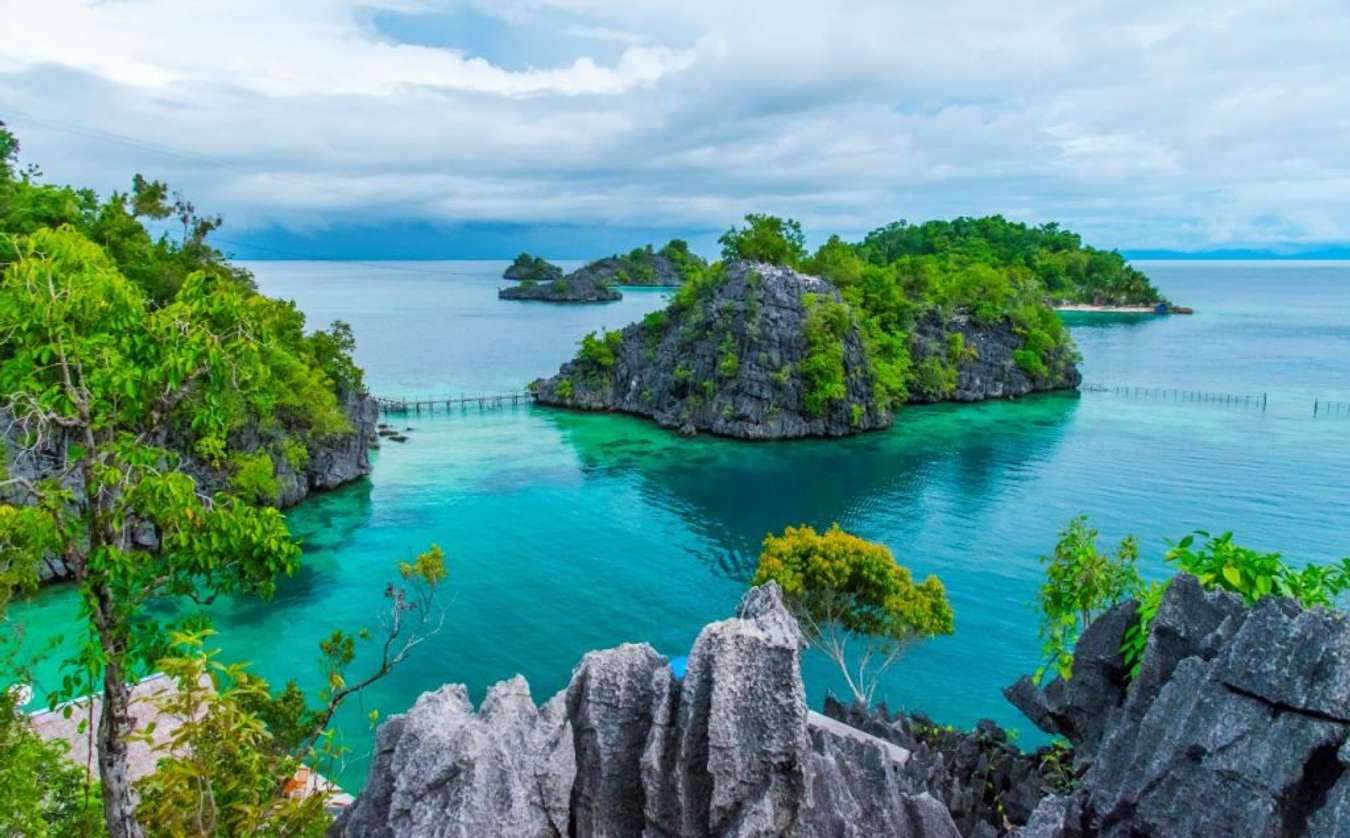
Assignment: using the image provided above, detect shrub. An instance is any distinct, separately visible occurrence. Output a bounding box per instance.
[1035,516,1142,683]
[752,523,954,705]
[718,214,807,267]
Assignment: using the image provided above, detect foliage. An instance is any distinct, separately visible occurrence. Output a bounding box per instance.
[1035,517,1143,683]
[718,214,807,267]
[0,126,369,837]
[578,329,623,374]
[857,216,1165,306]
[752,523,954,705]
[800,293,851,417]
[0,686,106,837]
[506,252,562,283]
[1119,531,1350,682]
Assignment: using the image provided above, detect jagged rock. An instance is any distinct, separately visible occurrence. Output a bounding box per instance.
[825,698,1066,835]
[1011,574,1350,837]
[2,391,377,584]
[332,583,962,838]
[532,261,1080,440]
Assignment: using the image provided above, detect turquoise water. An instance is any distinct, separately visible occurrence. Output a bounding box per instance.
[10,260,1350,790]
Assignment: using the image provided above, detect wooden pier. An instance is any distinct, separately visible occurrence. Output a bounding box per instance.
[375,392,536,415]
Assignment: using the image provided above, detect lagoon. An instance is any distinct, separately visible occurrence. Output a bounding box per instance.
[12,259,1350,790]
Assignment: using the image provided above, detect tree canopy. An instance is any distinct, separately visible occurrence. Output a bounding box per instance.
[751,523,954,705]
[0,121,417,837]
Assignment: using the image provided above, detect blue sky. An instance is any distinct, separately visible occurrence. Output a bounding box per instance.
[3,1,1349,259]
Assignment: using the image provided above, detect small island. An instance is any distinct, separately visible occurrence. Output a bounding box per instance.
[531,215,1083,439]
[571,239,706,287]
[502,252,563,283]
[498,251,621,302]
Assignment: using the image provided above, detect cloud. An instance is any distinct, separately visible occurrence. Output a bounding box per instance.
[1,0,1348,252]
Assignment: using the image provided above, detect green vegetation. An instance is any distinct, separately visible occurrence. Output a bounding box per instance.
[719,214,807,267]
[857,216,1164,306]
[1034,517,1143,683]
[0,121,442,836]
[1120,531,1350,679]
[751,523,954,705]
[1032,517,1350,683]
[800,293,851,416]
[577,329,624,379]
[505,252,562,283]
[0,687,104,837]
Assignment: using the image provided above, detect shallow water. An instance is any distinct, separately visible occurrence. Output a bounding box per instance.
[10,259,1350,789]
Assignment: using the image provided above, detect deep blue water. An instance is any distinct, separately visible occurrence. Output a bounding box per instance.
[12,260,1350,789]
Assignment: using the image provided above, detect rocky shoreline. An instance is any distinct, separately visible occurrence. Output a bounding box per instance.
[532,261,1081,439]
[334,573,1348,837]
[3,391,379,583]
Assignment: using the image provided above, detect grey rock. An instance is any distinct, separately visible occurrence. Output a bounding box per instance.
[334,583,961,838]
[1009,574,1350,837]
[499,270,622,303]
[531,261,1079,440]
[3,390,377,584]
[570,245,704,288]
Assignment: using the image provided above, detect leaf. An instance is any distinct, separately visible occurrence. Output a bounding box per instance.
[1222,565,1242,588]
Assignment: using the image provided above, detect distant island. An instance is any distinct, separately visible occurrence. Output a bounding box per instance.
[498,240,705,303]
[570,239,705,287]
[531,214,1084,439]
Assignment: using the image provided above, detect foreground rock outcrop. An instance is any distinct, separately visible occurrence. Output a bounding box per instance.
[1006,574,1350,837]
[3,391,378,583]
[332,583,961,837]
[532,261,1080,439]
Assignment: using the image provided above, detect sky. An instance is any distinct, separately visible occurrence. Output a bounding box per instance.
[2,0,1349,259]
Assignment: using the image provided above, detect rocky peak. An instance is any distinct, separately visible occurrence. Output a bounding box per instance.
[532,260,1079,440]
[331,582,961,837]
[1008,574,1350,836]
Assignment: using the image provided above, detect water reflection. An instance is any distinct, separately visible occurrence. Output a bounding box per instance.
[539,393,1080,580]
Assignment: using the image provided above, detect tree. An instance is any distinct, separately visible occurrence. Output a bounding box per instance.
[751,523,954,705]
[1034,516,1142,682]
[133,546,447,835]
[718,214,807,267]
[0,225,352,837]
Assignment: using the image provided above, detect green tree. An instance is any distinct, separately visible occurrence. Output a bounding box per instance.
[133,546,447,836]
[718,214,807,267]
[1120,531,1350,680]
[751,523,954,705]
[1034,516,1143,682]
[0,226,352,837]
[0,685,106,837]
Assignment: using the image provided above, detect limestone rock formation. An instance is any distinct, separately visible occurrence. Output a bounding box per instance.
[571,243,705,288]
[3,390,378,583]
[499,271,622,303]
[531,261,1080,439]
[824,698,1065,837]
[1007,574,1350,837]
[331,583,961,838]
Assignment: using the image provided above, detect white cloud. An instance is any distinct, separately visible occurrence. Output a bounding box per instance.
[1,0,1348,250]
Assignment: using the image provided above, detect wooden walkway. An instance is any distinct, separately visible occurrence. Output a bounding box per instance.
[376,392,536,415]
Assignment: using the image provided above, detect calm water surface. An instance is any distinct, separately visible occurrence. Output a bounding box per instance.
[13,260,1350,789]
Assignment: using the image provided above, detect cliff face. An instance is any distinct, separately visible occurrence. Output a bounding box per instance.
[3,392,378,583]
[332,583,961,838]
[531,261,1080,440]
[1006,574,1350,837]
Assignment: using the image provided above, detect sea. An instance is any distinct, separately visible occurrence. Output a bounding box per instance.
[10,259,1350,789]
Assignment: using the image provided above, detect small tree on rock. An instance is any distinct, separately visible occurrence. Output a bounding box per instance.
[751,523,954,706]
